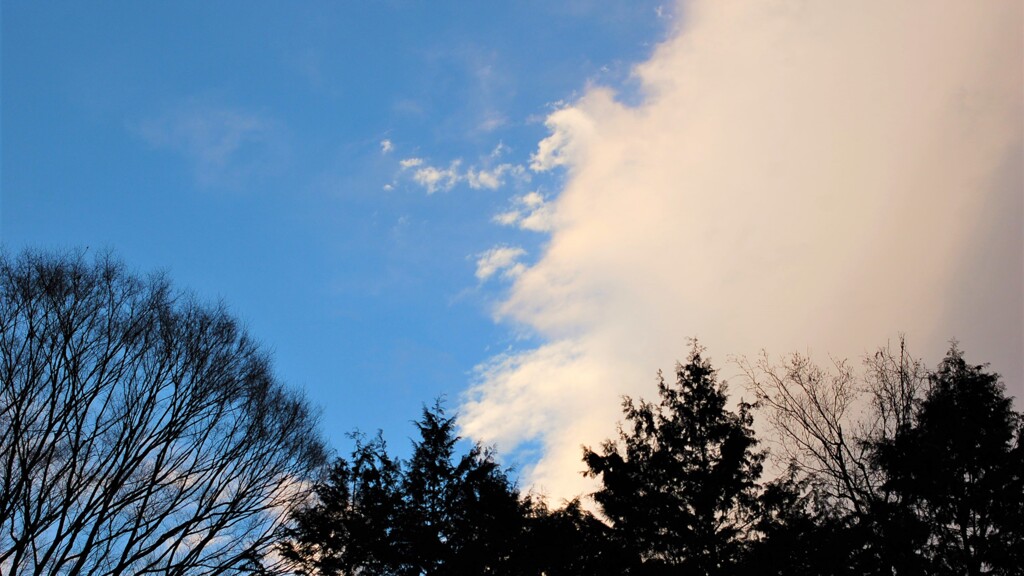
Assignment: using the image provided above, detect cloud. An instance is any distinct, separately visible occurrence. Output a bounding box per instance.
[490,142,510,158]
[529,106,595,172]
[478,114,508,133]
[461,0,1023,501]
[399,155,528,193]
[466,164,526,190]
[411,160,462,194]
[380,139,394,153]
[475,246,527,281]
[135,103,287,188]
[494,191,554,232]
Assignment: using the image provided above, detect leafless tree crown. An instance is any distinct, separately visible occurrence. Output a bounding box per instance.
[0,250,326,575]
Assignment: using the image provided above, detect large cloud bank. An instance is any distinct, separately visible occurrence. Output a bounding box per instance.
[462,0,1023,500]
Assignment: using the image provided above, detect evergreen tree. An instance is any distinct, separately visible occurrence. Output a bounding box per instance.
[583,342,764,575]
[741,466,867,576]
[521,497,630,576]
[279,433,402,575]
[280,401,532,575]
[398,401,527,575]
[872,346,1024,576]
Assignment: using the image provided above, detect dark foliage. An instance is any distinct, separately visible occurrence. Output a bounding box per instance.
[279,432,402,575]
[519,497,630,576]
[583,342,765,575]
[281,336,1022,575]
[0,249,327,575]
[872,346,1024,576]
[280,401,536,575]
[740,467,866,576]
[750,340,1023,575]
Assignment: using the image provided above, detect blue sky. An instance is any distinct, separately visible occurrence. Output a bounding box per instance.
[2,1,670,466]
[4,1,1021,499]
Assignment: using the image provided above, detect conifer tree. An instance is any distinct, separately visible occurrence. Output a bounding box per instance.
[872,346,1024,576]
[583,342,764,575]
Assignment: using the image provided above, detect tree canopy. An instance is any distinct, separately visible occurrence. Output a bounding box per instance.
[582,343,764,575]
[280,401,533,576]
[5,249,1021,575]
[872,346,1023,575]
[279,342,1022,575]
[0,250,326,575]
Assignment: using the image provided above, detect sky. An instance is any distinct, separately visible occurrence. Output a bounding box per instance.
[3,1,1021,501]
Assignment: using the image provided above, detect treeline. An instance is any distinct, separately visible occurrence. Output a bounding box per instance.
[2,250,1021,575]
[279,344,1023,576]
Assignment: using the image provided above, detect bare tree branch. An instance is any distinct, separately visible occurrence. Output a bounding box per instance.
[1,249,326,575]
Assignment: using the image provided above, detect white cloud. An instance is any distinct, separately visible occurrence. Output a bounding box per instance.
[399,154,528,194]
[466,163,525,190]
[466,168,503,190]
[462,0,1023,501]
[490,142,510,158]
[380,139,394,153]
[475,246,527,281]
[412,160,462,194]
[493,191,554,232]
[529,106,595,172]
[493,211,521,226]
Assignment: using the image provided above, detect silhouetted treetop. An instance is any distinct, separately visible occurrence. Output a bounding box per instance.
[872,345,1023,575]
[0,249,327,575]
[583,342,764,575]
[280,401,533,576]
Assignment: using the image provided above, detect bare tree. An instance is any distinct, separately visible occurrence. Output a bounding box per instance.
[740,338,925,515]
[0,249,326,575]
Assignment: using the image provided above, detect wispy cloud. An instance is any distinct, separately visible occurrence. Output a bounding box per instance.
[134,102,287,188]
[398,153,528,194]
[461,0,1023,500]
[475,246,527,281]
[410,160,462,194]
[467,164,526,190]
[380,139,394,154]
[493,191,553,232]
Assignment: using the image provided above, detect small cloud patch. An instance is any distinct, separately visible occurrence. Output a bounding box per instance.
[475,246,526,281]
[493,191,553,232]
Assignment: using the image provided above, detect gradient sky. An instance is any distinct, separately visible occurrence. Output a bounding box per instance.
[4,1,1021,500]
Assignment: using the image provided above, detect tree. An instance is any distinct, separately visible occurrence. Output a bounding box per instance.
[519,497,630,576]
[279,432,402,576]
[583,342,765,575]
[872,346,1024,576]
[739,465,866,576]
[742,338,932,573]
[0,249,326,575]
[745,339,1024,575]
[280,401,531,575]
[741,340,925,516]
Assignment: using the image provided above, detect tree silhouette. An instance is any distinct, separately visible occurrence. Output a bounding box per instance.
[398,401,527,575]
[520,497,629,576]
[279,432,402,575]
[746,339,1023,575]
[872,345,1024,576]
[583,342,764,575]
[280,401,531,575]
[0,249,326,575]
